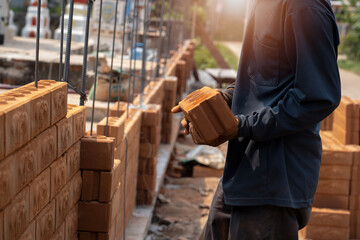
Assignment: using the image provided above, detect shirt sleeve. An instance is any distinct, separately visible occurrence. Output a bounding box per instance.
[236,8,341,141]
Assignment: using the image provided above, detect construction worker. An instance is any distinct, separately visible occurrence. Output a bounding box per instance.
[172,0,341,239]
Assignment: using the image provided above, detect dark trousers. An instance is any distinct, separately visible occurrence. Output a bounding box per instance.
[200,181,312,240]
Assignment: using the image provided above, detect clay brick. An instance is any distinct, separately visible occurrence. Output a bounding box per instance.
[29,168,50,220]
[65,204,78,240]
[20,84,52,139]
[139,143,159,158]
[309,208,350,227]
[141,126,160,144]
[321,146,353,166]
[136,189,155,205]
[299,225,349,240]
[352,165,360,181]
[193,165,223,178]
[36,200,56,240]
[51,156,67,199]
[137,173,156,191]
[141,104,162,127]
[55,184,71,228]
[0,155,17,209]
[57,115,73,158]
[70,171,82,206]
[314,194,349,209]
[37,126,57,173]
[336,96,357,118]
[114,137,126,161]
[66,141,81,181]
[67,104,86,142]
[333,110,359,132]
[319,165,351,180]
[350,209,360,226]
[179,87,238,144]
[99,159,122,202]
[109,101,127,118]
[97,115,125,146]
[317,179,350,195]
[80,135,115,171]
[37,80,68,125]
[3,96,31,157]
[4,187,30,240]
[138,157,156,175]
[51,222,65,240]
[332,123,359,145]
[17,220,35,240]
[81,170,100,201]
[78,186,120,232]
[351,180,360,195]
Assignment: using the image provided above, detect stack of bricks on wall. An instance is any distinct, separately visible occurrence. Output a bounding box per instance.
[0,80,85,240]
[300,96,360,240]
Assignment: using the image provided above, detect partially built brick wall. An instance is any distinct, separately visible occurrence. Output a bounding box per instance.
[0,80,85,240]
[301,96,360,240]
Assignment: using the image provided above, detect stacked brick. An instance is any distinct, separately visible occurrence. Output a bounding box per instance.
[137,104,162,205]
[78,108,142,239]
[301,96,360,240]
[161,76,178,143]
[321,112,334,131]
[0,80,85,240]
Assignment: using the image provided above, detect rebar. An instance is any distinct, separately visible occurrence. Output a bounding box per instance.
[140,0,150,106]
[59,0,66,81]
[34,0,41,87]
[155,0,165,78]
[63,0,75,82]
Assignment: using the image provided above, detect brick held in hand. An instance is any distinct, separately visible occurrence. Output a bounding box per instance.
[179,87,238,144]
[96,115,126,146]
[80,135,115,171]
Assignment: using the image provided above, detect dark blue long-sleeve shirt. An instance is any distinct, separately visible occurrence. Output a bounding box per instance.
[223,0,341,208]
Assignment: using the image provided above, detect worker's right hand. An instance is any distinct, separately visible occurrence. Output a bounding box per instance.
[171,105,190,135]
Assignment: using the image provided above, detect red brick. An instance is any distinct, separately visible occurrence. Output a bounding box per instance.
[51,222,65,240]
[319,165,351,180]
[141,126,159,144]
[193,165,223,178]
[139,143,159,158]
[299,225,349,240]
[333,110,359,132]
[29,168,50,220]
[336,96,356,118]
[314,194,349,209]
[36,200,56,240]
[4,187,30,240]
[55,184,71,228]
[321,146,353,166]
[17,220,35,240]
[136,189,155,205]
[351,180,360,195]
[97,115,125,146]
[65,204,78,240]
[137,173,156,191]
[80,135,115,171]
[67,104,86,142]
[332,123,359,145]
[50,156,67,199]
[99,159,122,202]
[141,104,162,126]
[317,179,350,195]
[56,115,73,158]
[78,186,120,232]
[81,170,100,201]
[36,126,57,173]
[138,157,157,175]
[37,80,68,125]
[69,171,82,206]
[66,141,81,181]
[0,155,17,209]
[309,208,350,227]
[0,211,3,240]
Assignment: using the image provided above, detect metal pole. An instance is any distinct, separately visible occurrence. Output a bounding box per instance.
[90,0,104,136]
[34,0,41,88]
[105,0,121,136]
[155,0,165,78]
[80,0,93,106]
[63,0,75,82]
[131,0,140,102]
[59,0,66,81]
[140,0,149,106]
[162,0,172,77]
[116,0,130,118]
[127,0,137,118]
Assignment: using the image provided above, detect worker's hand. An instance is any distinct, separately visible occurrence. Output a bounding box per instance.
[216,89,232,108]
[171,105,190,135]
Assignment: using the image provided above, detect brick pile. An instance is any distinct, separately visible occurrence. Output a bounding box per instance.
[321,112,334,131]
[0,80,85,240]
[161,76,178,143]
[178,86,238,144]
[301,96,360,240]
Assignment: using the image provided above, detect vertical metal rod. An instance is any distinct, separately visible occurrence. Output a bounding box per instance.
[122,135,128,240]
[162,0,172,77]
[131,0,139,102]
[63,0,75,82]
[155,0,165,78]
[116,0,130,118]
[149,0,157,83]
[126,0,137,118]
[90,0,104,136]
[140,0,149,106]
[34,0,41,88]
[105,0,121,136]
[80,0,93,106]
[59,0,66,81]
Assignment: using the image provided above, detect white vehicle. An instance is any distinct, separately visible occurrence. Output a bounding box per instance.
[0,0,10,44]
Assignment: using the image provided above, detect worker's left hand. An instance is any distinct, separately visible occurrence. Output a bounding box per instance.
[171,105,190,135]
